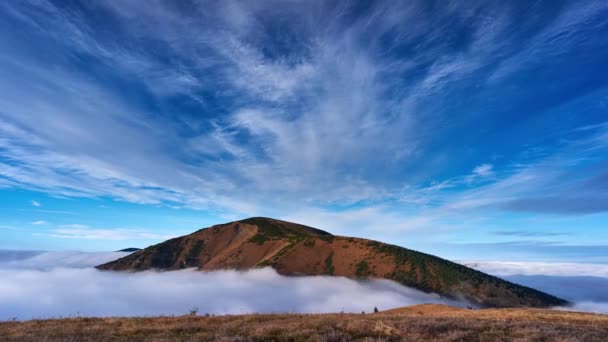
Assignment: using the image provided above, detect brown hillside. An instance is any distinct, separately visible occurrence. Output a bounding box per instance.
[97,217,568,308]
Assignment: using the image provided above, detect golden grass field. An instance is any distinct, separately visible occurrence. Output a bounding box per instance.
[1,304,607,341]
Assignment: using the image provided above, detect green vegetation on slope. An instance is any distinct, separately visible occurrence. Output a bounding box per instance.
[355,260,370,278]
[184,240,204,267]
[242,217,332,238]
[246,217,334,247]
[324,253,335,275]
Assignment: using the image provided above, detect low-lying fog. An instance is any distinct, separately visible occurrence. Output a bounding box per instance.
[465,261,608,315]
[0,251,461,320]
[0,251,606,320]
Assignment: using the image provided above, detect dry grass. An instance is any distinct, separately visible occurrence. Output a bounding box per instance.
[1,305,607,341]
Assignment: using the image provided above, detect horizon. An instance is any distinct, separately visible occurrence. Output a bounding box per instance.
[0,0,607,266]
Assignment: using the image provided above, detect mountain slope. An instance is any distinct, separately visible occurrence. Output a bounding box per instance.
[97,217,568,308]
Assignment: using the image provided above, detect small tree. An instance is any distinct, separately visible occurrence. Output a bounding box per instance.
[373,306,379,313]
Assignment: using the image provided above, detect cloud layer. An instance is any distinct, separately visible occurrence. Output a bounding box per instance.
[463,261,608,278]
[1,251,608,320]
[0,250,131,270]
[0,267,457,320]
[465,260,608,314]
[0,250,464,320]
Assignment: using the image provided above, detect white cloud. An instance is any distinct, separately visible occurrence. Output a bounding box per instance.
[463,163,495,185]
[1,251,607,319]
[218,36,317,102]
[281,205,452,242]
[0,0,473,213]
[0,267,461,320]
[30,200,40,207]
[401,119,608,221]
[31,220,47,225]
[489,0,607,82]
[472,164,493,177]
[564,302,608,315]
[0,251,464,319]
[46,224,174,241]
[0,250,131,270]
[463,260,608,314]
[462,261,608,278]
[0,0,605,230]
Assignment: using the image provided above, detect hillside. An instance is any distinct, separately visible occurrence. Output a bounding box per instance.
[2,306,607,341]
[97,217,568,308]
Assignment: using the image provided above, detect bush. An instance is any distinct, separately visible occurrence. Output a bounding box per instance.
[324,254,335,275]
[355,260,370,277]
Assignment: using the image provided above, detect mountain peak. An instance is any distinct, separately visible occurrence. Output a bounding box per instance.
[236,217,333,238]
[98,218,568,309]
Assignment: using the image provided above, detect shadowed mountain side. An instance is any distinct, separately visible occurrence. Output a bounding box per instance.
[97,217,568,308]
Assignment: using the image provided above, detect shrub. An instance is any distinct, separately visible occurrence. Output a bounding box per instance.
[249,234,268,245]
[324,254,335,275]
[355,260,370,277]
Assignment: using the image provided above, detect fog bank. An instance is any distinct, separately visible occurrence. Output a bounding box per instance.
[0,250,131,270]
[465,260,608,314]
[0,267,458,320]
[1,252,607,320]
[463,261,608,277]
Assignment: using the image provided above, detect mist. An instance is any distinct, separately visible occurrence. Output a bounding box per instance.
[1,251,607,320]
[0,250,131,270]
[0,267,463,320]
[465,261,608,314]
[0,251,464,320]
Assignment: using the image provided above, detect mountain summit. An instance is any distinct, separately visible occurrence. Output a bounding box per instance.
[97,217,568,308]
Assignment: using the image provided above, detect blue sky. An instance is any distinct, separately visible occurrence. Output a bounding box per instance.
[0,0,607,262]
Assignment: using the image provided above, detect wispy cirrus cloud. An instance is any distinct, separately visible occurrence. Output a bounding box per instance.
[0,0,606,252]
[45,224,175,241]
[493,231,568,238]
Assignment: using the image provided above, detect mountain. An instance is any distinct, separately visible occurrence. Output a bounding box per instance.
[97,217,568,308]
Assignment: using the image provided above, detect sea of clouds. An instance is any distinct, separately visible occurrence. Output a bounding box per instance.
[465,261,608,314]
[0,250,460,320]
[0,251,607,320]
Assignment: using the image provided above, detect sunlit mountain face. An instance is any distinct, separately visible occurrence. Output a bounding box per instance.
[0,1,607,261]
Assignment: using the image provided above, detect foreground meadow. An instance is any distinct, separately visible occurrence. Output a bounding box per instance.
[1,304,607,341]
